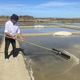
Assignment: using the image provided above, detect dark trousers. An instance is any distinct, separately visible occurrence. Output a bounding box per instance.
[5,37,16,59]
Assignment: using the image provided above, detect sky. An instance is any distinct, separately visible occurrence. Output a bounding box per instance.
[0,0,80,18]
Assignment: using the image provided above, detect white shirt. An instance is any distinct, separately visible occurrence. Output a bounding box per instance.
[4,20,20,36]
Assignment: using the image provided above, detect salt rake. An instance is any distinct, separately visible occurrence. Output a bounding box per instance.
[0,34,70,60]
[22,41,70,60]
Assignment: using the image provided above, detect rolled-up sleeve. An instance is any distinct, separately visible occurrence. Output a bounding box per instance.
[17,26,20,34]
[4,22,9,33]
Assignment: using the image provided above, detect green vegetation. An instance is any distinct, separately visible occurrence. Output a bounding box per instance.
[0,15,80,26]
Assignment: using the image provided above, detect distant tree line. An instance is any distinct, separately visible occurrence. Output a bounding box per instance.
[35,18,80,23]
[0,15,80,26]
[0,15,34,26]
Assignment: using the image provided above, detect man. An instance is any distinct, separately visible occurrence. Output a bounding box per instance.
[4,14,23,60]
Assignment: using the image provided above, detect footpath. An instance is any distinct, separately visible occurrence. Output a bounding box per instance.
[0,38,31,80]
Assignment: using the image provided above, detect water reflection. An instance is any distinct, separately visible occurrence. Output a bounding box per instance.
[21,28,80,34]
[0,26,80,80]
[20,35,80,80]
[0,26,80,34]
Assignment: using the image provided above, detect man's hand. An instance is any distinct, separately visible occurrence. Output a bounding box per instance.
[5,32,16,40]
[17,34,26,41]
[20,36,26,42]
[12,36,17,40]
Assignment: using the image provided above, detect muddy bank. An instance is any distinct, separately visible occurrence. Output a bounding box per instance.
[0,38,31,80]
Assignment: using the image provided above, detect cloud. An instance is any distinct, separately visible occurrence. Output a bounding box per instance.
[0,4,27,9]
[0,1,80,10]
[35,1,80,8]
[0,1,80,17]
[0,4,29,15]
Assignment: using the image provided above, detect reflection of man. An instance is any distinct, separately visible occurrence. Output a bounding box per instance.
[4,14,23,60]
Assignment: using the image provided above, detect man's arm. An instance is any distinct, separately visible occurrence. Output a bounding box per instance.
[5,32,16,40]
[4,22,16,40]
[16,26,25,41]
[17,33,25,41]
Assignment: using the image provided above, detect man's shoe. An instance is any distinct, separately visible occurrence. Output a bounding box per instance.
[5,59,9,62]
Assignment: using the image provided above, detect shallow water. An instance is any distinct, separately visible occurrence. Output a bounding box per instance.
[1,26,80,80]
[20,35,80,80]
[21,28,80,34]
[0,26,80,34]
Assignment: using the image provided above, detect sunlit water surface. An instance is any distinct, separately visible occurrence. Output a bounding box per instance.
[0,26,80,80]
